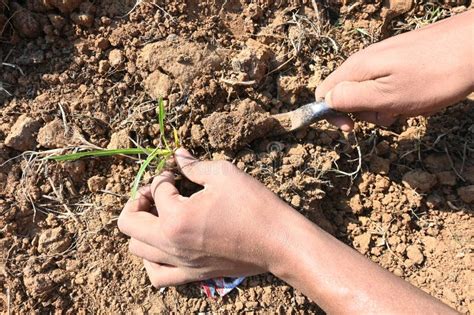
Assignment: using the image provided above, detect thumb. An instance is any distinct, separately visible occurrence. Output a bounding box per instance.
[326,80,385,113]
[174,148,209,185]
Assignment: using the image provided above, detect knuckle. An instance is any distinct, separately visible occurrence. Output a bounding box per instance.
[216,160,237,175]
[163,213,188,241]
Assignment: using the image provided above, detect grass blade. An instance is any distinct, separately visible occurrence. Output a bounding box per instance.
[158,98,169,149]
[49,148,171,161]
[130,148,170,198]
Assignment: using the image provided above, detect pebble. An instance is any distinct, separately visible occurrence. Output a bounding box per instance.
[108,49,125,67]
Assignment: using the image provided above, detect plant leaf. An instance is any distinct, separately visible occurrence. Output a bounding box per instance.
[130,148,163,199]
[48,148,171,161]
[173,127,180,147]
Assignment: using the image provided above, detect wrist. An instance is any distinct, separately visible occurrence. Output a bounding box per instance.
[263,206,322,280]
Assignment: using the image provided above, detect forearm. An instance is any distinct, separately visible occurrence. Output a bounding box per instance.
[267,209,456,314]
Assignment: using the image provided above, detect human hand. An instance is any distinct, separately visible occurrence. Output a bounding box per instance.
[117,148,297,287]
[316,10,474,131]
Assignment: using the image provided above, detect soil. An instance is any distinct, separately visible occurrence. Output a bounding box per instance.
[1,0,473,314]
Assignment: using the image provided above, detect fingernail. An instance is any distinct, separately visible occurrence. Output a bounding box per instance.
[340,124,352,132]
[325,90,333,107]
[174,148,195,163]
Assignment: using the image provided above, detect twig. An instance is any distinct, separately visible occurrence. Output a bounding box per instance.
[58,103,69,134]
[1,62,25,76]
[48,178,80,223]
[220,78,256,86]
[444,143,465,182]
[7,287,10,315]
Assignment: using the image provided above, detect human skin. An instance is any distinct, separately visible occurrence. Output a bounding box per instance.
[118,148,456,314]
[316,9,474,131]
[116,11,472,314]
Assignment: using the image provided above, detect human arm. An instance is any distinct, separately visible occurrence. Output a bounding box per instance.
[118,148,456,314]
[316,10,474,131]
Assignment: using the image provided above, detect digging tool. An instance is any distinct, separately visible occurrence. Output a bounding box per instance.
[271,101,346,135]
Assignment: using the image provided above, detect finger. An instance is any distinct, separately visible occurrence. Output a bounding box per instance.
[129,238,175,265]
[150,171,180,208]
[355,111,399,126]
[143,259,189,287]
[325,80,393,113]
[174,148,211,185]
[117,209,161,245]
[134,185,159,215]
[118,187,162,244]
[326,115,355,132]
[315,50,376,100]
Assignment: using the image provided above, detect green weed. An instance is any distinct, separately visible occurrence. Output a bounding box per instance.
[49,98,180,198]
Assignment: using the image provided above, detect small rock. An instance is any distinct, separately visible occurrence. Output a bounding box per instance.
[143,70,173,100]
[107,129,130,149]
[108,49,125,67]
[457,185,474,203]
[38,227,72,254]
[402,170,437,193]
[5,114,41,151]
[87,175,106,193]
[406,245,424,265]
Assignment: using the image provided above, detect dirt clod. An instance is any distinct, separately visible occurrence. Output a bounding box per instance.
[107,129,130,149]
[23,273,56,297]
[108,49,125,68]
[38,227,72,254]
[406,245,424,266]
[202,99,276,150]
[457,185,474,203]
[231,38,273,84]
[144,71,174,100]
[139,39,223,87]
[402,170,437,193]
[5,114,41,151]
[37,118,75,148]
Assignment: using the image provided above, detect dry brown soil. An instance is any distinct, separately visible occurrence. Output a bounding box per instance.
[1,0,473,313]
